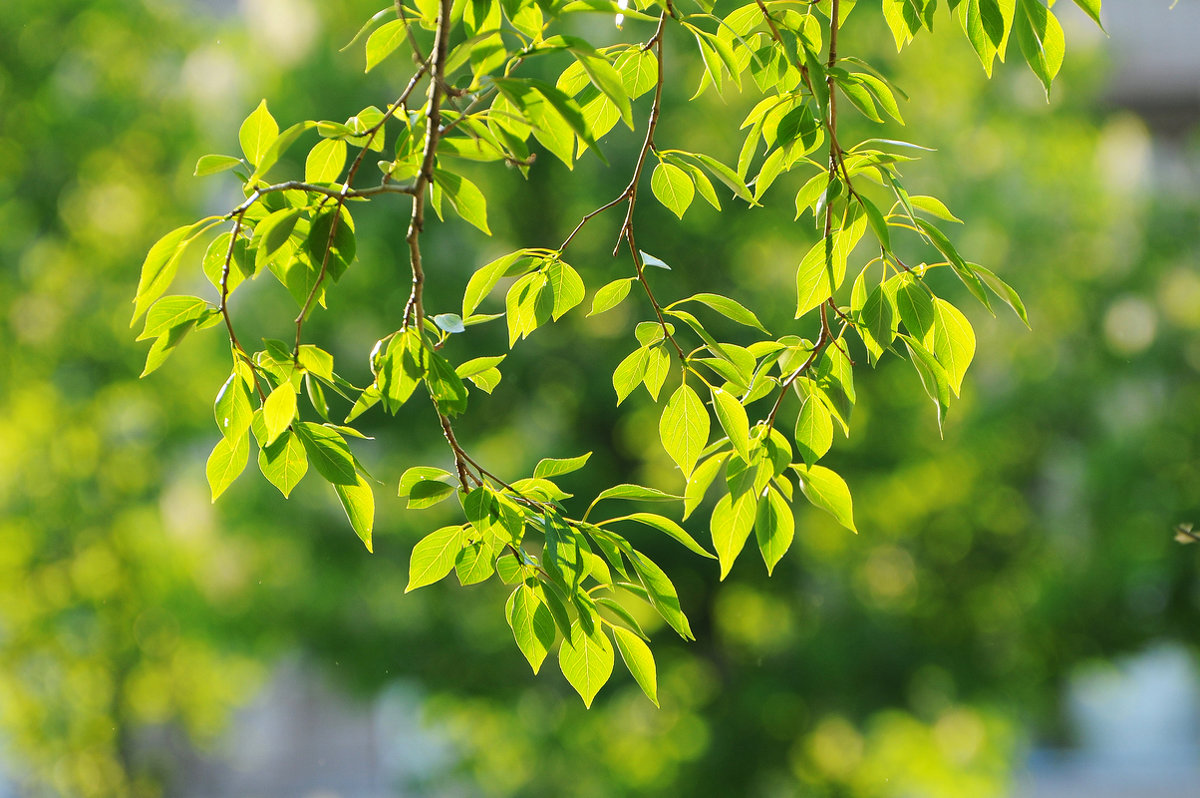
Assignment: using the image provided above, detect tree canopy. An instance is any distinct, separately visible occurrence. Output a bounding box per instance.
[4,0,1199,796]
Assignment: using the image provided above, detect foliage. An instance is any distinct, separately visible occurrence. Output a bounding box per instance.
[136,0,1100,708]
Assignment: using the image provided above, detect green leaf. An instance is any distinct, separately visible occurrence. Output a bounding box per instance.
[684,452,728,520]
[462,250,538,317]
[206,432,249,501]
[202,232,251,296]
[1070,0,1104,30]
[793,463,857,532]
[710,490,757,580]
[427,350,469,416]
[258,429,307,498]
[711,387,751,463]
[627,549,693,640]
[651,162,694,219]
[859,283,897,365]
[566,41,633,127]
[603,513,715,559]
[251,120,317,181]
[378,329,427,412]
[215,371,254,441]
[507,584,558,673]
[505,271,552,346]
[132,220,213,323]
[674,293,769,333]
[334,474,375,552]
[140,319,200,377]
[642,346,670,401]
[406,525,464,591]
[971,262,1029,327]
[1015,0,1065,97]
[407,479,458,510]
[262,382,297,446]
[305,137,347,183]
[902,335,951,433]
[295,421,357,485]
[456,355,506,379]
[435,170,491,235]
[755,485,794,575]
[795,391,834,467]
[910,195,963,224]
[612,626,658,706]
[612,347,650,406]
[795,212,867,318]
[239,99,279,167]
[365,18,408,72]
[595,484,681,503]
[558,619,614,708]
[896,275,935,338]
[534,452,592,479]
[194,154,242,176]
[455,540,496,585]
[544,259,585,320]
[931,298,976,396]
[659,383,709,479]
[138,296,212,342]
[589,277,635,316]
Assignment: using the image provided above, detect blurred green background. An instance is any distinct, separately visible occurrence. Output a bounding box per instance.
[2,0,1199,796]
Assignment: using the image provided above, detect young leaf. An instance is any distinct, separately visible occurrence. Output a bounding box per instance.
[435,170,491,235]
[589,277,635,316]
[506,584,558,673]
[295,421,357,485]
[406,525,464,591]
[334,474,375,552]
[711,387,751,463]
[262,382,298,446]
[138,296,212,342]
[674,293,769,333]
[651,162,695,219]
[558,619,614,708]
[407,479,457,510]
[1015,0,1065,97]
[710,490,757,580]
[613,347,650,405]
[931,298,976,396]
[684,452,728,520]
[194,154,242,176]
[365,18,407,72]
[305,137,347,183]
[215,372,254,441]
[793,463,857,533]
[455,540,496,585]
[659,383,710,478]
[795,391,834,467]
[206,432,249,501]
[544,259,585,320]
[239,99,279,167]
[642,345,670,401]
[258,429,308,498]
[896,275,935,338]
[755,485,794,575]
[603,513,715,559]
[903,335,951,434]
[612,626,658,706]
[971,262,1030,327]
[133,220,213,323]
[534,452,592,479]
[627,549,693,640]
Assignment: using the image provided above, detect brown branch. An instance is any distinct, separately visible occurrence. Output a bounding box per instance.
[218,216,267,401]
[402,0,451,332]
